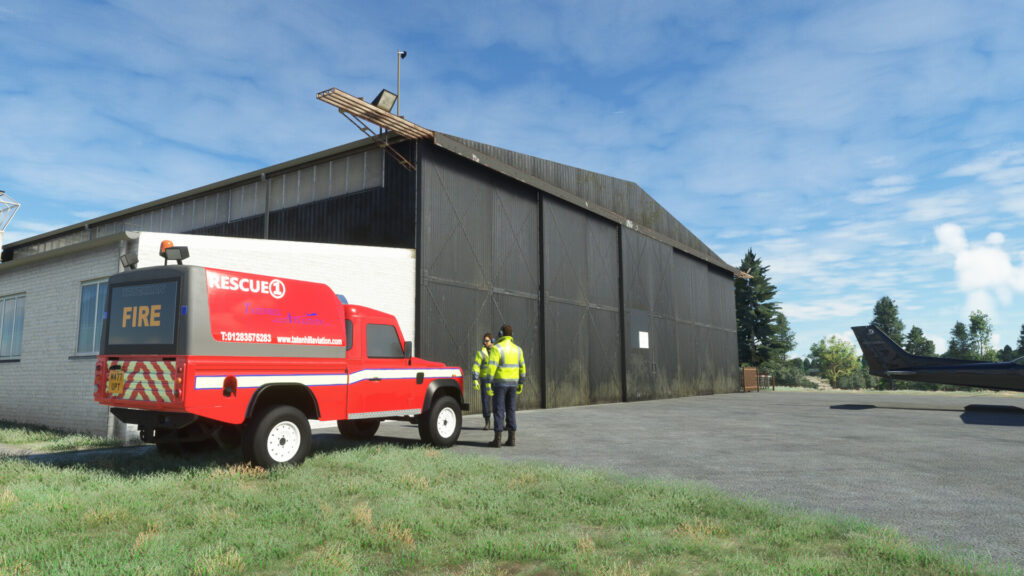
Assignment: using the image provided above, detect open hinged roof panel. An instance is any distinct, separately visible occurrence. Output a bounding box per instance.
[317,88,434,170]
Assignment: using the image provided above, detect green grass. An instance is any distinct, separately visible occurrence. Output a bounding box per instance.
[0,440,1015,576]
[0,422,121,453]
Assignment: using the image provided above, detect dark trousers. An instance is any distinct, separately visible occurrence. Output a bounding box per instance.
[479,386,491,419]
[492,384,517,432]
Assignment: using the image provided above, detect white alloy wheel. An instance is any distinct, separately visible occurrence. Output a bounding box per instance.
[436,406,457,438]
[266,420,302,463]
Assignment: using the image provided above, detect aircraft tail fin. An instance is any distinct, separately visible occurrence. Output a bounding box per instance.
[851,325,908,376]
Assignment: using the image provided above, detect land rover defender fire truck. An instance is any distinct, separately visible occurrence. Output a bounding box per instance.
[94,243,466,467]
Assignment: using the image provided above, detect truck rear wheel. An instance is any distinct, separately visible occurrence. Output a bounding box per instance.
[337,419,380,440]
[244,405,311,467]
[423,395,461,448]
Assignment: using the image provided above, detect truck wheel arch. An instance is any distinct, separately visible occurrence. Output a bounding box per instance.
[245,383,321,421]
[421,379,466,414]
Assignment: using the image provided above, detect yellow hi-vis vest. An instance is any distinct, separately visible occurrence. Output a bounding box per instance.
[486,336,525,387]
[471,346,491,386]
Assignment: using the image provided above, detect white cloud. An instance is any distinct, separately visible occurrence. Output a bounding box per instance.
[906,192,972,222]
[934,222,1024,317]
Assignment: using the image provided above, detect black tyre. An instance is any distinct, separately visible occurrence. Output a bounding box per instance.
[416,416,431,443]
[337,419,380,440]
[423,395,461,447]
[243,405,311,468]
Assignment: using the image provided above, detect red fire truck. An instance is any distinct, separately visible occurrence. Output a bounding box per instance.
[94,243,466,467]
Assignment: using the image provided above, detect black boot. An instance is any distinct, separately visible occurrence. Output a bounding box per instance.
[504,430,516,447]
[489,430,502,448]
[484,417,491,430]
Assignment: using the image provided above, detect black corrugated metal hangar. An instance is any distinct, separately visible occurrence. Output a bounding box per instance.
[4,110,742,411]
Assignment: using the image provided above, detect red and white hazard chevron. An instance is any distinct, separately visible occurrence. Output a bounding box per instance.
[108,359,176,403]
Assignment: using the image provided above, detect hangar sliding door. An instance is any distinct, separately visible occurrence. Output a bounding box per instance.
[542,198,621,407]
[418,145,542,411]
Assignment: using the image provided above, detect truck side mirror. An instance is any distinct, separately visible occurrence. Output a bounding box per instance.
[404,340,413,359]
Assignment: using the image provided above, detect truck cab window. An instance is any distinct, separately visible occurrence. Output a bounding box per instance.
[366,323,404,358]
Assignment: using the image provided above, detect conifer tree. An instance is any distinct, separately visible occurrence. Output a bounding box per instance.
[871,296,905,346]
[904,326,935,356]
[734,249,794,366]
[945,321,972,359]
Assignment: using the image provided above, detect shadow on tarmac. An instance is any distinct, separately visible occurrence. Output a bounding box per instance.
[830,403,1024,427]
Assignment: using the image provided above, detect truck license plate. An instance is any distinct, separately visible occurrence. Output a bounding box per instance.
[107,369,125,396]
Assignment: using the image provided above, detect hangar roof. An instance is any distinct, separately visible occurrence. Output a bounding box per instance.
[432,133,741,278]
[4,130,742,278]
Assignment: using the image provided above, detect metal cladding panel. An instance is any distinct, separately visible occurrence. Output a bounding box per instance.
[708,270,740,393]
[622,228,675,317]
[622,228,650,311]
[188,186,415,249]
[267,187,415,247]
[687,257,712,326]
[677,321,701,395]
[651,315,680,398]
[543,302,621,408]
[544,301,587,407]
[708,268,737,330]
[189,215,265,240]
[419,145,542,410]
[544,199,588,304]
[673,253,703,324]
[696,325,716,395]
[421,148,493,289]
[587,218,620,309]
[587,308,622,403]
[542,198,621,407]
[544,198,621,309]
[492,188,540,296]
[493,292,541,410]
[623,228,679,401]
[712,327,740,394]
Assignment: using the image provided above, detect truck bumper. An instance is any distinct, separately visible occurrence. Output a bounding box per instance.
[111,408,198,431]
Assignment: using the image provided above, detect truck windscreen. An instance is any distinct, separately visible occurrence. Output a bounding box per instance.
[108,281,179,346]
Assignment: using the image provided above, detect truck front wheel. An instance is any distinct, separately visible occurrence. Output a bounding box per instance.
[422,395,461,448]
[244,405,311,467]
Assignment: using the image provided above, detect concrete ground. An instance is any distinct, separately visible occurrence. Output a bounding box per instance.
[315,390,1024,570]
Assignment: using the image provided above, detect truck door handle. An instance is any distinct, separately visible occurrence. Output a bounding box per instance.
[417,372,424,385]
[369,377,381,382]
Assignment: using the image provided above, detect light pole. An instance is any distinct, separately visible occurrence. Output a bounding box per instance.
[397,50,407,116]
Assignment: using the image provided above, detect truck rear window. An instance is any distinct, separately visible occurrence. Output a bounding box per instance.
[107,281,179,346]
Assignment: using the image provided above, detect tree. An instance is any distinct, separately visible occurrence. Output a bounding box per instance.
[998,345,1016,362]
[735,250,795,366]
[809,336,860,388]
[968,310,996,361]
[904,326,935,357]
[945,321,971,360]
[871,296,905,346]
[1016,323,1024,356]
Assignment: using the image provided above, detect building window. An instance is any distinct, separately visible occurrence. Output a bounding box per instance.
[77,280,108,355]
[0,293,26,359]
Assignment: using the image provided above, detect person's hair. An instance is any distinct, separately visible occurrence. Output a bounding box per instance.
[483,332,493,342]
[500,324,512,338]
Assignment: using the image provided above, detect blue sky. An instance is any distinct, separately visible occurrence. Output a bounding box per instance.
[2,0,1024,357]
